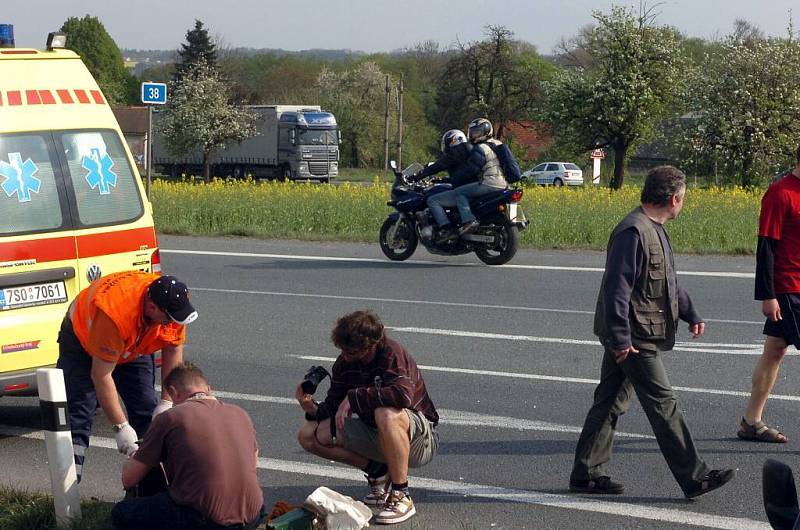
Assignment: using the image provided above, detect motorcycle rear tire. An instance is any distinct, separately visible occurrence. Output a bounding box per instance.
[379,217,418,261]
[474,219,519,265]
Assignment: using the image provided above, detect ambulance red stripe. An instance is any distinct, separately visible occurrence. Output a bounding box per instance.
[26,90,41,105]
[56,89,74,104]
[0,228,157,263]
[7,91,21,106]
[74,89,90,104]
[39,90,56,104]
[90,90,105,105]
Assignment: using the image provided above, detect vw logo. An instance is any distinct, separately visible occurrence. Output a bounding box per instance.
[86,264,102,282]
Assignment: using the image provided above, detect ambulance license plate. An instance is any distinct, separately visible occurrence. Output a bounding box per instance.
[0,281,68,311]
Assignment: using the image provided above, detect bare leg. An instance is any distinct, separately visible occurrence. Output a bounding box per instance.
[374,407,411,485]
[744,335,789,424]
[297,419,369,469]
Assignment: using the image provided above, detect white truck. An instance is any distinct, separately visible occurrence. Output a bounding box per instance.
[153,105,340,182]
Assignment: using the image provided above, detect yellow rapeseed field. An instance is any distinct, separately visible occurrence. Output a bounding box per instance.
[151,179,762,254]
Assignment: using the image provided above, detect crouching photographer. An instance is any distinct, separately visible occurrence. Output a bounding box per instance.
[111,362,267,530]
[296,310,439,525]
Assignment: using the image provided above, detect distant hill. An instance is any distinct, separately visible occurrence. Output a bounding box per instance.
[121,47,367,64]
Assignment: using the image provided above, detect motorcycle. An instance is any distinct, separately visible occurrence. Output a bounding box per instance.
[378,161,528,265]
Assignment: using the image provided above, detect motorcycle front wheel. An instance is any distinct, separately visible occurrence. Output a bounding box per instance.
[474,218,519,265]
[379,217,418,261]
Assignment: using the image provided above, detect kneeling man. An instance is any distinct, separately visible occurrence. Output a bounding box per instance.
[296,310,439,525]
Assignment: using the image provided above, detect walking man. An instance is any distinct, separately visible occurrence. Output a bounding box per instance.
[569,166,734,498]
[738,144,800,443]
[296,310,439,525]
[57,271,198,480]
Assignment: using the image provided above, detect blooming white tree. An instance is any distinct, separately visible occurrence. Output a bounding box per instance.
[682,35,800,186]
[541,6,686,189]
[159,61,257,181]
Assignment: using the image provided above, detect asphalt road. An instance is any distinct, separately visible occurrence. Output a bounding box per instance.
[0,235,795,529]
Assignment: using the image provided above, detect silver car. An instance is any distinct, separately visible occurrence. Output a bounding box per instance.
[523,162,584,186]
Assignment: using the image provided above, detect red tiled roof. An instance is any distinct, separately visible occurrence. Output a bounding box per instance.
[498,121,552,160]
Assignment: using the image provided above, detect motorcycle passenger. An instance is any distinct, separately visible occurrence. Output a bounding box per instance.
[451,118,512,236]
[413,129,479,242]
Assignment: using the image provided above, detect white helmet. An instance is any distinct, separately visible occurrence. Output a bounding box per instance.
[440,129,467,154]
[467,118,493,144]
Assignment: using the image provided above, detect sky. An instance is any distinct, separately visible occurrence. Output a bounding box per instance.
[4,0,798,54]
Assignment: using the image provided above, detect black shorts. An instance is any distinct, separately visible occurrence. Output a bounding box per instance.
[763,293,800,349]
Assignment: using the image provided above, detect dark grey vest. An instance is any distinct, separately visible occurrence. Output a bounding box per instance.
[594,207,679,351]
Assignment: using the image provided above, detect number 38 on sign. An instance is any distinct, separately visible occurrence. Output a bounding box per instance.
[141,82,167,105]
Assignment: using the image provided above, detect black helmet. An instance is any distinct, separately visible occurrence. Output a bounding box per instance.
[440,129,467,154]
[467,118,493,144]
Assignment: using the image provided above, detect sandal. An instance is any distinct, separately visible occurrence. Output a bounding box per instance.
[737,417,788,443]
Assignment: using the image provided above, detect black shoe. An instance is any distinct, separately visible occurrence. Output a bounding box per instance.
[458,219,480,236]
[685,469,735,499]
[435,226,457,243]
[569,476,625,495]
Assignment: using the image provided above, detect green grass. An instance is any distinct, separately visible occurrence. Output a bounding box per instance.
[0,487,114,530]
[150,179,762,255]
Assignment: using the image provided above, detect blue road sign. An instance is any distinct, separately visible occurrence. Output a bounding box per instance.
[141,82,167,105]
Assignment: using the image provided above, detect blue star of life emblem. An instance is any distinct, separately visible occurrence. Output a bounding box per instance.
[0,152,41,203]
[82,148,118,195]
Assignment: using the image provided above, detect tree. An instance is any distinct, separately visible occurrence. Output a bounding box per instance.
[60,16,134,104]
[159,62,257,182]
[541,6,686,189]
[436,26,555,137]
[174,20,217,82]
[681,34,800,185]
[317,62,387,167]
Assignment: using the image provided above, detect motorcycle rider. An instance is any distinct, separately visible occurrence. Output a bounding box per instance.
[451,118,512,236]
[411,129,477,242]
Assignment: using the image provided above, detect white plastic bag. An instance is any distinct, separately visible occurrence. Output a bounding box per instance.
[303,486,372,530]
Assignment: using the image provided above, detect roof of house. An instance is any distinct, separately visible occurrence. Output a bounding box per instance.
[112,105,149,135]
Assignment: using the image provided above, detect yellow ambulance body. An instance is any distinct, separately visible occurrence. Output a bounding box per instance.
[0,46,161,395]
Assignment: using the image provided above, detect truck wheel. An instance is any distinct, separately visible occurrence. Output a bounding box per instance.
[233,166,244,179]
[282,166,293,181]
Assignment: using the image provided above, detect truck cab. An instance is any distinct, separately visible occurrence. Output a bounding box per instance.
[277,108,340,182]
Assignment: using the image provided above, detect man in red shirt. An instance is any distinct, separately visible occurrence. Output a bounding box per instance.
[738,144,800,443]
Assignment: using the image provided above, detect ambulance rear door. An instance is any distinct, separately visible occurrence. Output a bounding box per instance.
[0,132,79,392]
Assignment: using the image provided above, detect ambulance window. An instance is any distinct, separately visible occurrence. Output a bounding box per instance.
[59,130,143,227]
[0,133,66,236]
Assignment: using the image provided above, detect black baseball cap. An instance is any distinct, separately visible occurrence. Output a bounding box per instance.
[147,276,198,325]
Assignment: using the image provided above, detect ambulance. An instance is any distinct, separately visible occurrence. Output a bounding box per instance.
[0,27,161,396]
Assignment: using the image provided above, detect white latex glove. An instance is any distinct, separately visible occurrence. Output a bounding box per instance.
[152,399,173,418]
[114,422,139,456]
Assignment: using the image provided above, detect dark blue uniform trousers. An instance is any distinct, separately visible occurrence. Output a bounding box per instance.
[56,317,157,480]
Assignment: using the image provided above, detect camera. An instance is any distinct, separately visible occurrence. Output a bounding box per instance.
[301,365,330,395]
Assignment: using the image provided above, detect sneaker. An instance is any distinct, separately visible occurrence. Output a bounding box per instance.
[685,469,735,499]
[374,490,416,524]
[363,473,390,506]
[458,219,480,236]
[569,476,625,494]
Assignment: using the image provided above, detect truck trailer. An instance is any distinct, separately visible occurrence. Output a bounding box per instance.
[153,105,340,182]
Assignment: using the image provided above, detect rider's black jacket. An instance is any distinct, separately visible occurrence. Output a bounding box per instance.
[414,143,479,187]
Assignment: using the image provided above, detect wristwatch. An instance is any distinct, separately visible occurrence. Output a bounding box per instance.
[112,422,128,433]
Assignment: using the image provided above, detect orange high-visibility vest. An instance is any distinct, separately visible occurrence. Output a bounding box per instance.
[69,271,185,362]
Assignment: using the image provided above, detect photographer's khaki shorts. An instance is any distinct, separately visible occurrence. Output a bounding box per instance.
[342,409,438,468]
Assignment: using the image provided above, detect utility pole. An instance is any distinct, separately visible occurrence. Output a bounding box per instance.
[396,74,404,168]
[383,75,390,171]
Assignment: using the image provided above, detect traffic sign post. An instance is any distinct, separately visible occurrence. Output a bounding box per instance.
[590,149,605,185]
[140,82,167,198]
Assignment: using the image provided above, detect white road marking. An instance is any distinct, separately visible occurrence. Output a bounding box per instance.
[190,286,764,326]
[294,355,800,403]
[387,326,780,356]
[162,248,755,278]
[0,425,767,529]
